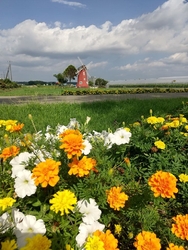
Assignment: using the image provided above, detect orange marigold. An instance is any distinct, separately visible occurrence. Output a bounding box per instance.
[0,145,20,162]
[171,214,188,240]
[68,156,97,177]
[148,171,178,198]
[166,243,185,250]
[59,129,85,159]
[106,186,128,211]
[9,123,24,133]
[134,231,161,250]
[32,158,61,187]
[93,230,119,250]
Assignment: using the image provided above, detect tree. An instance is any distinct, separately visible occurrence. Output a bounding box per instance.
[95,78,108,87]
[63,65,77,83]
[53,73,67,84]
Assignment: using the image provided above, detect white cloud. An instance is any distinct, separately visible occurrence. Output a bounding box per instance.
[51,0,86,8]
[0,0,188,81]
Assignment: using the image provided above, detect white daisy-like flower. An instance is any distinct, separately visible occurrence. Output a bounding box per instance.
[82,139,92,155]
[10,152,34,178]
[77,198,102,224]
[15,214,46,248]
[14,169,37,198]
[76,221,105,247]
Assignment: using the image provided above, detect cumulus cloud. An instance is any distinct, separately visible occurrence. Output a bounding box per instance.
[0,0,188,81]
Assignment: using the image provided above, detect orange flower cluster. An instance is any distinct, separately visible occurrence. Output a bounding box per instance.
[68,156,97,177]
[171,214,188,240]
[106,187,128,211]
[93,230,119,250]
[166,243,185,250]
[59,129,85,159]
[148,171,178,198]
[0,145,20,162]
[134,231,161,250]
[32,158,61,187]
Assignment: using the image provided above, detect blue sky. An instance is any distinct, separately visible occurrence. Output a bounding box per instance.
[0,0,188,82]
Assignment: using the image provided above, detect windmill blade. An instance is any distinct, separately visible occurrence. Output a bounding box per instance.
[78,56,84,66]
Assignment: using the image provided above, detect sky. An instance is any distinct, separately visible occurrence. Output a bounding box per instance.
[0,0,188,82]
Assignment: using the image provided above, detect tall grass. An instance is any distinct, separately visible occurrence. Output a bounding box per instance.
[0,98,187,133]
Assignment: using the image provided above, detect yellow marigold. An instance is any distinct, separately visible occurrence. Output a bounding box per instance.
[171,214,188,240]
[166,243,185,250]
[59,129,85,159]
[4,120,17,131]
[9,123,24,133]
[134,231,161,250]
[32,158,61,188]
[49,189,77,215]
[179,173,188,183]
[106,187,128,211]
[157,117,165,123]
[148,171,178,198]
[93,230,119,250]
[85,235,105,250]
[20,234,51,250]
[0,197,16,211]
[65,244,74,250]
[168,120,180,128]
[147,116,158,124]
[1,239,17,250]
[0,145,20,162]
[154,140,166,150]
[68,156,97,177]
[185,125,188,131]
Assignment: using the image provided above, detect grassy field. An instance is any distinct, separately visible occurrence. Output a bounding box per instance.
[1,98,187,133]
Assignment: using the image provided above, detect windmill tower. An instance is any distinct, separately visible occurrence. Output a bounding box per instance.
[76,57,89,88]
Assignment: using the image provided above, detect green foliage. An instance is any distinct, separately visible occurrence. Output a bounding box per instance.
[53,73,67,84]
[63,65,77,82]
[95,77,108,87]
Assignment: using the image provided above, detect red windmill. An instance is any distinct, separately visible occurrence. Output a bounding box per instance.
[76,57,90,88]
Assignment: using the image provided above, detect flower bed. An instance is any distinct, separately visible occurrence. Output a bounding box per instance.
[61,88,188,96]
[0,109,188,249]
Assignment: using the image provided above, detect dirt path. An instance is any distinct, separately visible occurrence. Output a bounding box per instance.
[0,92,188,105]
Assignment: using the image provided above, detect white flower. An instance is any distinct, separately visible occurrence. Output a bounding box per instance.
[14,169,37,198]
[15,214,46,248]
[77,198,102,224]
[12,209,25,226]
[104,128,131,148]
[82,139,92,155]
[32,149,51,164]
[56,125,67,135]
[0,212,12,233]
[113,128,131,145]
[10,152,34,178]
[68,118,80,129]
[76,221,105,247]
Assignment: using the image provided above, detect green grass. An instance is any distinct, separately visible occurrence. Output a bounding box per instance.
[0,85,64,96]
[0,98,187,133]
